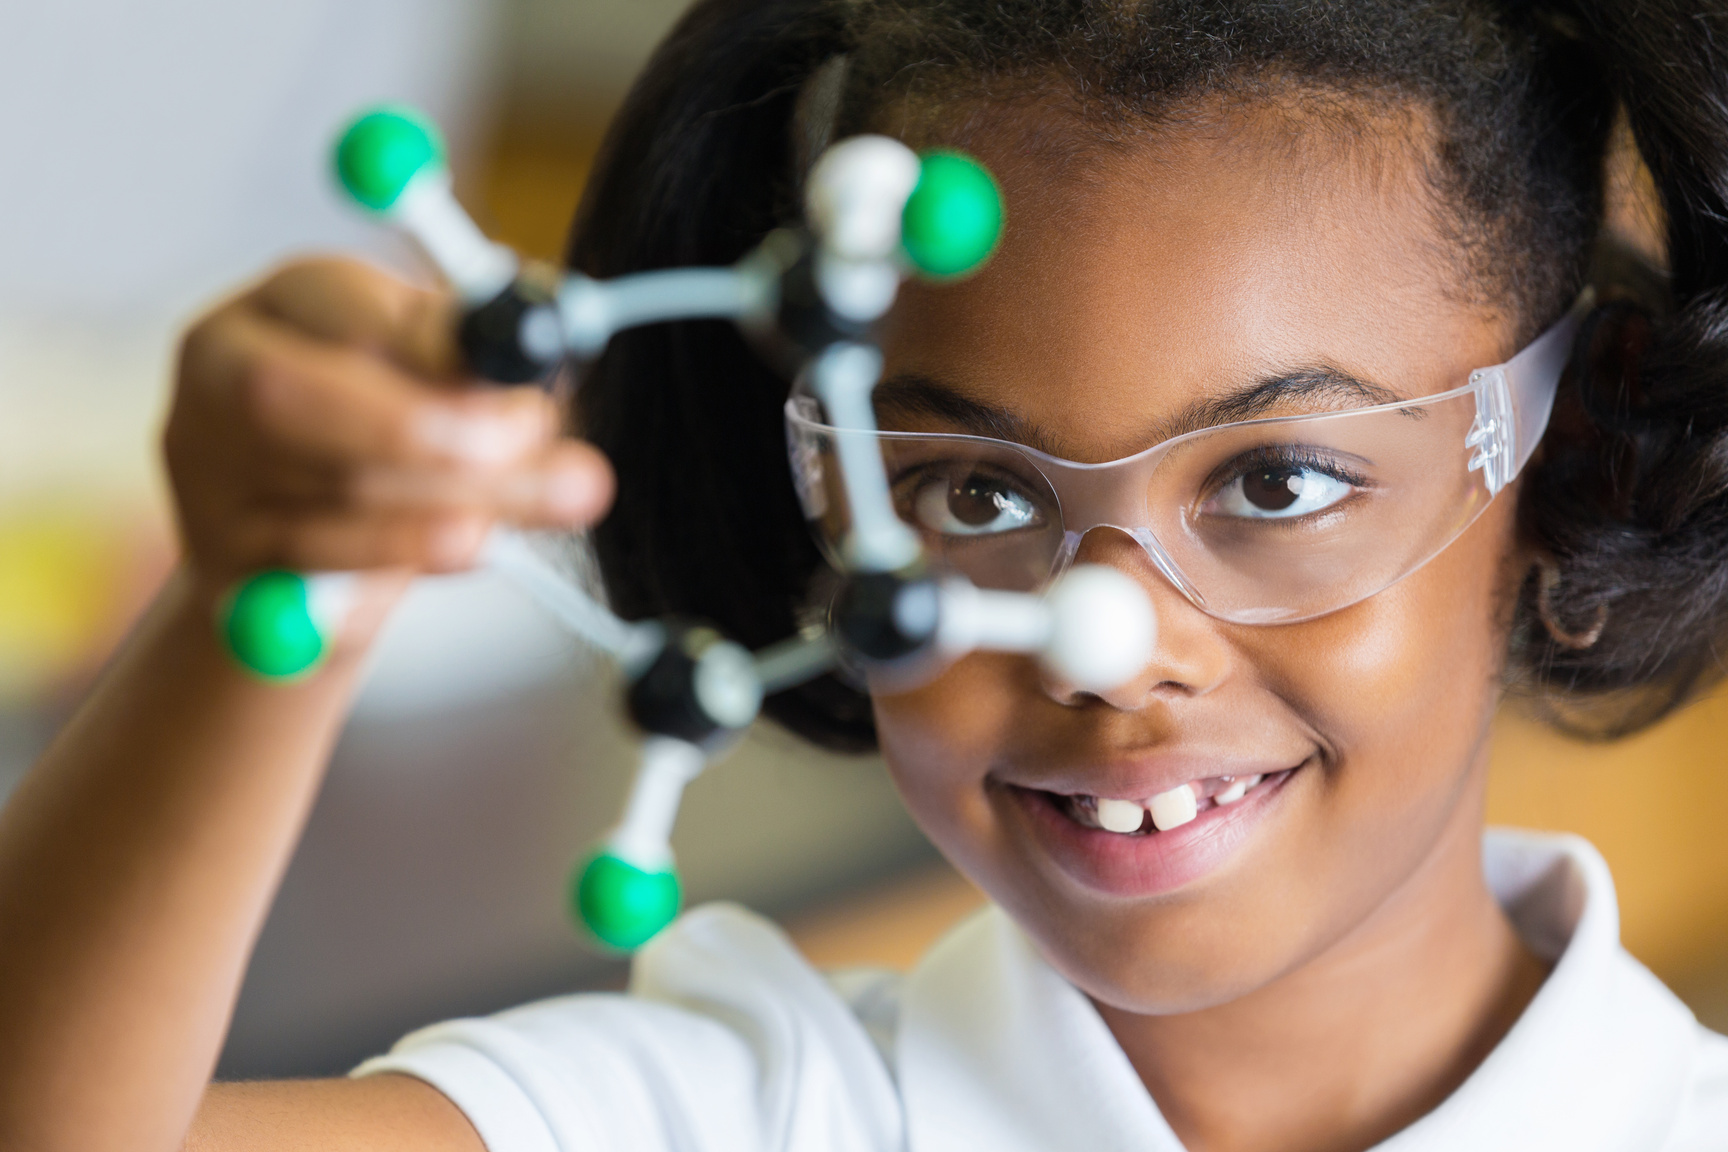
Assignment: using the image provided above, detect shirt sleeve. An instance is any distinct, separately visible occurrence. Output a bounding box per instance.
[353,904,903,1152]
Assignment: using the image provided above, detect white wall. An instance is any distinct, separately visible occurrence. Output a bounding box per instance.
[0,0,498,503]
[0,0,496,323]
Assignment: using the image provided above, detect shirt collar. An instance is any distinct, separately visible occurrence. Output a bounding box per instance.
[897,830,1699,1152]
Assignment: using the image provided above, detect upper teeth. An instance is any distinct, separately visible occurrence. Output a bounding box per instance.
[1096,797,1144,833]
[1219,774,1262,805]
[1086,774,1266,835]
[1094,784,1199,834]
[1147,784,1198,831]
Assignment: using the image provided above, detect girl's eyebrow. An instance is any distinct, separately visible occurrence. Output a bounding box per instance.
[873,368,1400,454]
[1164,368,1403,439]
[873,374,1066,454]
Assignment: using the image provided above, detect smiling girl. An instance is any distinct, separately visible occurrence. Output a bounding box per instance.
[3,1,1727,1150]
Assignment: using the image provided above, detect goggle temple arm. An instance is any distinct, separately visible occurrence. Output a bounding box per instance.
[1468,289,1594,495]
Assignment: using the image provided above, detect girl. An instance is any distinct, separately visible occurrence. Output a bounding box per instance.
[2,1,1726,1149]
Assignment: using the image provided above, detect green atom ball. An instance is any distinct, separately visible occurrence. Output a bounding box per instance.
[222,570,329,680]
[334,106,445,212]
[901,150,1004,280]
[574,851,682,951]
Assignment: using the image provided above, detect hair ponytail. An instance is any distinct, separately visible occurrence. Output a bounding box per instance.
[1514,1,1728,735]
[567,0,878,750]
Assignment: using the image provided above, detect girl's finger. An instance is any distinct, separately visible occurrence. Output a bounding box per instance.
[192,308,558,472]
[250,257,464,382]
[228,508,493,575]
[345,440,615,528]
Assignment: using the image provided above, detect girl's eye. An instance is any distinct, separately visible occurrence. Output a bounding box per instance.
[910,472,1042,536]
[1208,465,1354,520]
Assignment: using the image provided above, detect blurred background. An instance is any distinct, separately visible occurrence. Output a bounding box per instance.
[1,0,1725,1079]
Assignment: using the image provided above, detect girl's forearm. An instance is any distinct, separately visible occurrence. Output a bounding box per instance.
[0,567,374,1152]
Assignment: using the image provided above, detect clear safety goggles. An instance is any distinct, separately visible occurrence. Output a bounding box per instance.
[786,296,1589,626]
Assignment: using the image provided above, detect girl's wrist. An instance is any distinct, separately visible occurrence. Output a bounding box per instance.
[172,560,413,687]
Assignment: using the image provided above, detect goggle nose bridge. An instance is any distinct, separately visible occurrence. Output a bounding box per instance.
[1053,524,1207,612]
[1038,449,1207,612]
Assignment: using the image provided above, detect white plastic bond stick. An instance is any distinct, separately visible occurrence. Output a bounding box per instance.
[810,342,922,572]
[557,265,776,359]
[814,256,902,325]
[393,172,518,303]
[934,566,1157,695]
[934,580,1053,655]
[481,529,656,664]
[609,736,708,869]
[751,631,838,695]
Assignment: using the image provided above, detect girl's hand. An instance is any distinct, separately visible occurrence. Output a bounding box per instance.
[166,258,613,596]
[0,259,614,1151]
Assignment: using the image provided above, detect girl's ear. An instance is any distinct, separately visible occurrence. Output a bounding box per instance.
[1533,554,1610,651]
[1509,300,1652,687]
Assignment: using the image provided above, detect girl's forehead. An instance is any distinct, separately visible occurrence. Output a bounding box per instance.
[880,110,1514,460]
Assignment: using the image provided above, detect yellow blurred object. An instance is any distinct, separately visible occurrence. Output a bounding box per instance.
[477,113,609,265]
[787,864,985,972]
[1490,695,1728,1003]
[0,506,125,704]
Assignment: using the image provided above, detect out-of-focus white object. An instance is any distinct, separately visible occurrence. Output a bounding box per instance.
[351,834,1728,1151]
[805,136,922,261]
[0,0,497,324]
[0,0,499,509]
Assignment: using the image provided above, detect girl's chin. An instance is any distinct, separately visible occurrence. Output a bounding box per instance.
[997,764,1303,898]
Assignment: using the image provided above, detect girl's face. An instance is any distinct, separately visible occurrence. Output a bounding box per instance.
[872,105,1528,1013]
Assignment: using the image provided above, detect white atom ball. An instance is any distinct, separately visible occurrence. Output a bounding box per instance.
[806,134,921,261]
[1040,565,1156,694]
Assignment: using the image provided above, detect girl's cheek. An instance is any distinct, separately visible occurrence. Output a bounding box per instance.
[872,657,1030,850]
[1246,504,1515,805]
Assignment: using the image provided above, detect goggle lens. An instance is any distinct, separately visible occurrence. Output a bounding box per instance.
[789,387,1497,624]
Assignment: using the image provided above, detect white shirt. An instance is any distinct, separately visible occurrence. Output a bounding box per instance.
[356,830,1728,1150]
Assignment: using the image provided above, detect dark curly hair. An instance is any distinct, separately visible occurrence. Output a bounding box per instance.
[567,0,1728,749]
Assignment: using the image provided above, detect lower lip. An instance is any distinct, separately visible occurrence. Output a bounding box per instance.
[1005,767,1300,897]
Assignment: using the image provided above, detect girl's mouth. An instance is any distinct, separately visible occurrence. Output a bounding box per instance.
[1004,764,1304,897]
[1064,771,1278,833]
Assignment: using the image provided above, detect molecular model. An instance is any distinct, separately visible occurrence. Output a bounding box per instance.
[220,107,1157,951]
